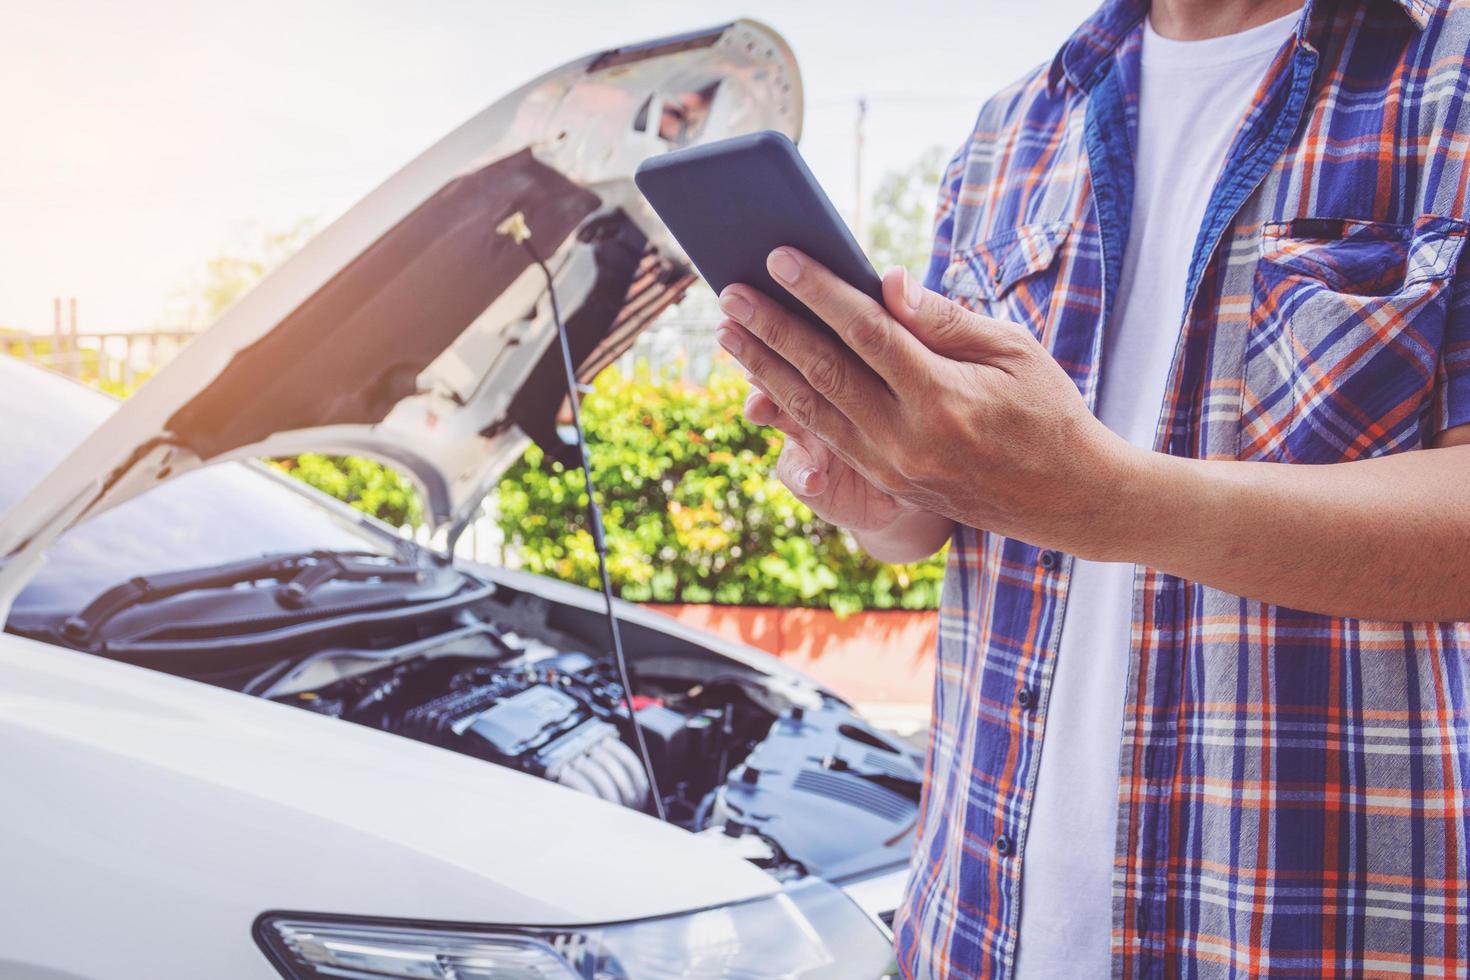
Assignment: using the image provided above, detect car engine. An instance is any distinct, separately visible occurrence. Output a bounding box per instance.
[282,648,701,813]
[269,602,922,882]
[20,551,926,892]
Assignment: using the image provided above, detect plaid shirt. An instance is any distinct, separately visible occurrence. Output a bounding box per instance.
[894,1,1470,976]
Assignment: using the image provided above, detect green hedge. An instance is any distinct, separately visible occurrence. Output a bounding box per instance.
[495,364,944,614]
[97,357,940,613]
[273,453,423,528]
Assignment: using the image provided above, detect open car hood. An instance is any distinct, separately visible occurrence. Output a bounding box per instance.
[0,21,801,616]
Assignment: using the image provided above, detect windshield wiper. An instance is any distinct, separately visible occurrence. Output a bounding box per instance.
[57,550,424,645]
[273,552,422,608]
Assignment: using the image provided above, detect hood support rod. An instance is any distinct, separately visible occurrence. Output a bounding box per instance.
[502,212,668,822]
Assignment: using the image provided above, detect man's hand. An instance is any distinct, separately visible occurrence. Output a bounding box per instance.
[744,380,953,563]
[716,247,1139,557]
[717,247,1470,622]
[743,381,908,531]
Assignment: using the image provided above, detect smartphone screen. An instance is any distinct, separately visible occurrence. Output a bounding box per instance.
[635,130,883,343]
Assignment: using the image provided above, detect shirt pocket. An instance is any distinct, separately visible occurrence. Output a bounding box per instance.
[1237,214,1467,464]
[940,221,1071,337]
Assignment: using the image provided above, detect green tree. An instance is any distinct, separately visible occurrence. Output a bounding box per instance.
[865,146,947,279]
[274,453,422,528]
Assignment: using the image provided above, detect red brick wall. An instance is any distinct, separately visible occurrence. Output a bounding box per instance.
[644,604,936,706]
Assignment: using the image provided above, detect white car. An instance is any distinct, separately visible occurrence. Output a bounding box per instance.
[0,21,916,980]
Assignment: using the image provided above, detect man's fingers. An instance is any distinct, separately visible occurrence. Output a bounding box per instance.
[880,266,1035,363]
[744,387,804,441]
[775,437,828,497]
[742,384,830,494]
[719,283,890,426]
[744,387,781,426]
[756,248,932,392]
[715,318,865,452]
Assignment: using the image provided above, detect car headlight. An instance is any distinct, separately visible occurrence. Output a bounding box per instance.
[256,877,893,979]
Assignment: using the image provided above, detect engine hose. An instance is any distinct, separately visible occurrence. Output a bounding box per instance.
[556,764,600,799]
[692,788,718,831]
[589,741,638,807]
[602,738,652,809]
[594,738,643,800]
[573,755,621,804]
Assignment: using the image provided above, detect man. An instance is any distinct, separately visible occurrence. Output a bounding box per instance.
[713,0,1470,976]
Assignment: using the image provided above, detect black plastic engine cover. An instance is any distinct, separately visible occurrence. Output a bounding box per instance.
[716,698,922,882]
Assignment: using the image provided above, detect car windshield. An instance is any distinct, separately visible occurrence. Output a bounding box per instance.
[0,358,398,614]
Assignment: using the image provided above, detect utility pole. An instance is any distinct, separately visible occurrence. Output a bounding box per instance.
[854,96,868,249]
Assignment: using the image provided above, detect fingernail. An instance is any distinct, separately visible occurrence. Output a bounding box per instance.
[798,467,820,492]
[903,268,924,310]
[768,248,801,285]
[719,289,753,323]
[715,324,744,357]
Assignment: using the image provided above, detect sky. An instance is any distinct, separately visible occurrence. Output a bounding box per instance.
[0,0,1099,333]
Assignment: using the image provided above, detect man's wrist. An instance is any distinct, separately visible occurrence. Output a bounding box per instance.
[1069,439,1180,565]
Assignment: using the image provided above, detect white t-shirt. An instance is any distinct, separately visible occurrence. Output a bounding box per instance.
[1013,10,1300,978]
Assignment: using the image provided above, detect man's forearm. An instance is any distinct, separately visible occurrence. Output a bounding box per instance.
[853,508,954,565]
[1096,442,1470,621]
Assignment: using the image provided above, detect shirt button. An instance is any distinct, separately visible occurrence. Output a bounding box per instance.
[995,834,1014,856]
[1154,593,1167,618]
[1017,685,1037,711]
[1039,550,1059,570]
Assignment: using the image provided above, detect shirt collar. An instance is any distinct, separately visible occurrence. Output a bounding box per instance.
[1047,0,1437,93]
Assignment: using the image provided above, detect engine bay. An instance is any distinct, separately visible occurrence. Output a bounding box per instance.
[260,583,923,883]
[18,558,922,887]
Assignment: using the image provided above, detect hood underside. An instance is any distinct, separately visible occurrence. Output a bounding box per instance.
[0,20,802,616]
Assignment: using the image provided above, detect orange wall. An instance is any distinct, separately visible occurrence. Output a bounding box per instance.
[645,604,936,706]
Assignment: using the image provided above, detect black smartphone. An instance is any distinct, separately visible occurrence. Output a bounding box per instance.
[634,130,884,343]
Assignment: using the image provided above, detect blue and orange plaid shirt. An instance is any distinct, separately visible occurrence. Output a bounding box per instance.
[894,1,1470,976]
